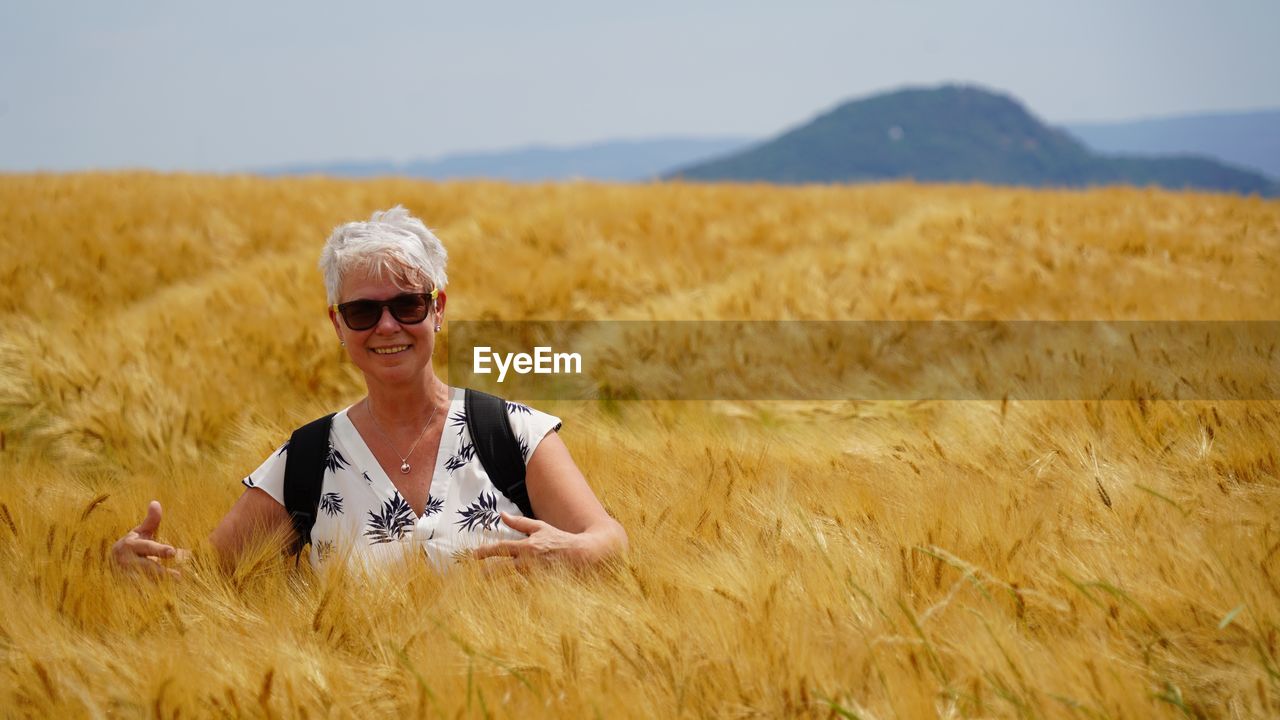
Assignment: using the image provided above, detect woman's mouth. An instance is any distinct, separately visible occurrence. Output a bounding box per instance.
[370,345,411,355]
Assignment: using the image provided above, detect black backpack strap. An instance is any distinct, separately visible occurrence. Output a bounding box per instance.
[282,413,335,556]
[464,388,535,519]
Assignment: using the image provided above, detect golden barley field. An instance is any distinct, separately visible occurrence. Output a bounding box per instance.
[1,173,1278,718]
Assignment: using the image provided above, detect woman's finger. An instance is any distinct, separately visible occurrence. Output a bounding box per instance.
[117,552,181,579]
[132,501,164,539]
[139,559,182,579]
[472,540,525,560]
[125,537,176,559]
[498,512,545,535]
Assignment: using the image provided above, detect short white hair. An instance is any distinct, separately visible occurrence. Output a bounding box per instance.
[319,205,449,304]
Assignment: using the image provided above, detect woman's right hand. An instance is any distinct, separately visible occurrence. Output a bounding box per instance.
[112,500,182,578]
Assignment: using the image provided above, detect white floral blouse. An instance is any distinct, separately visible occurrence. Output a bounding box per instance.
[242,388,562,569]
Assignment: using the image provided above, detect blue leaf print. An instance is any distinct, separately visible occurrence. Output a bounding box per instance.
[424,495,444,517]
[506,401,532,415]
[364,492,416,544]
[518,436,530,462]
[242,476,256,489]
[362,471,373,485]
[445,441,477,473]
[319,492,344,516]
[276,441,290,457]
[456,492,501,532]
[324,442,349,474]
[448,410,468,438]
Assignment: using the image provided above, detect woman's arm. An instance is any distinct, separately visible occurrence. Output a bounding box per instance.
[207,488,295,569]
[113,489,294,577]
[473,431,627,566]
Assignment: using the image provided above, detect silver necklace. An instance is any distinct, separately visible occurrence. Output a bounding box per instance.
[365,392,443,474]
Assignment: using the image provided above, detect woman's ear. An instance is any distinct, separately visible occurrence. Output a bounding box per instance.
[434,290,447,318]
[328,306,344,342]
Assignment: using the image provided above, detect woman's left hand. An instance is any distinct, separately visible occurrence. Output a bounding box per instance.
[472,512,611,567]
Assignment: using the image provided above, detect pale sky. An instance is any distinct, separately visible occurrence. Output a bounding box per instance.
[2,0,1277,172]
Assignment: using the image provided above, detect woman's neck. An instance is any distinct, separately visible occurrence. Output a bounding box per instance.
[363,372,449,426]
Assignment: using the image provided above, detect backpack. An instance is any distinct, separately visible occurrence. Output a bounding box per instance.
[281,388,531,556]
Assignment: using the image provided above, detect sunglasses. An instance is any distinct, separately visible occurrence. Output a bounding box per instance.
[332,289,438,331]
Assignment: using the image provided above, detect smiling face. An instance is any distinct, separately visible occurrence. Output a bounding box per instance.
[329,266,446,390]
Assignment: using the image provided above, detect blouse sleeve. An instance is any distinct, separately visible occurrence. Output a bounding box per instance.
[240,441,289,507]
[503,401,563,466]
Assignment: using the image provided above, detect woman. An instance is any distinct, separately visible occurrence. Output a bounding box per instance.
[113,207,626,575]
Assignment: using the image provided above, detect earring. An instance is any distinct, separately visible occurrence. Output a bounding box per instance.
[435,325,442,332]
[340,341,346,346]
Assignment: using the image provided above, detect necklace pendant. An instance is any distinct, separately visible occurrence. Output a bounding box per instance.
[400,461,411,474]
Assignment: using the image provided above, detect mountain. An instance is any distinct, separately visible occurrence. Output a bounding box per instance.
[1065,109,1280,180]
[262,137,753,182]
[667,85,1277,195]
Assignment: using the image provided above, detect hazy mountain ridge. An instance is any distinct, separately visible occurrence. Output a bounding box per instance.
[1065,109,1280,180]
[668,85,1277,195]
[261,137,753,182]
[256,88,1279,195]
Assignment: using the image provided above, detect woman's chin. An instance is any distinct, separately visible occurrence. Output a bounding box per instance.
[357,354,431,385]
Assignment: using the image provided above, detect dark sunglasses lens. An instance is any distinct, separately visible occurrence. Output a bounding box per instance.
[342,301,382,330]
[390,295,430,323]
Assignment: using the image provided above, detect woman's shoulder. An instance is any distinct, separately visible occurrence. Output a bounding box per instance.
[241,404,359,494]
[497,397,562,467]
[444,390,560,471]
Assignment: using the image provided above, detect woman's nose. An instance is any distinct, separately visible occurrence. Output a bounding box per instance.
[374,306,400,332]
